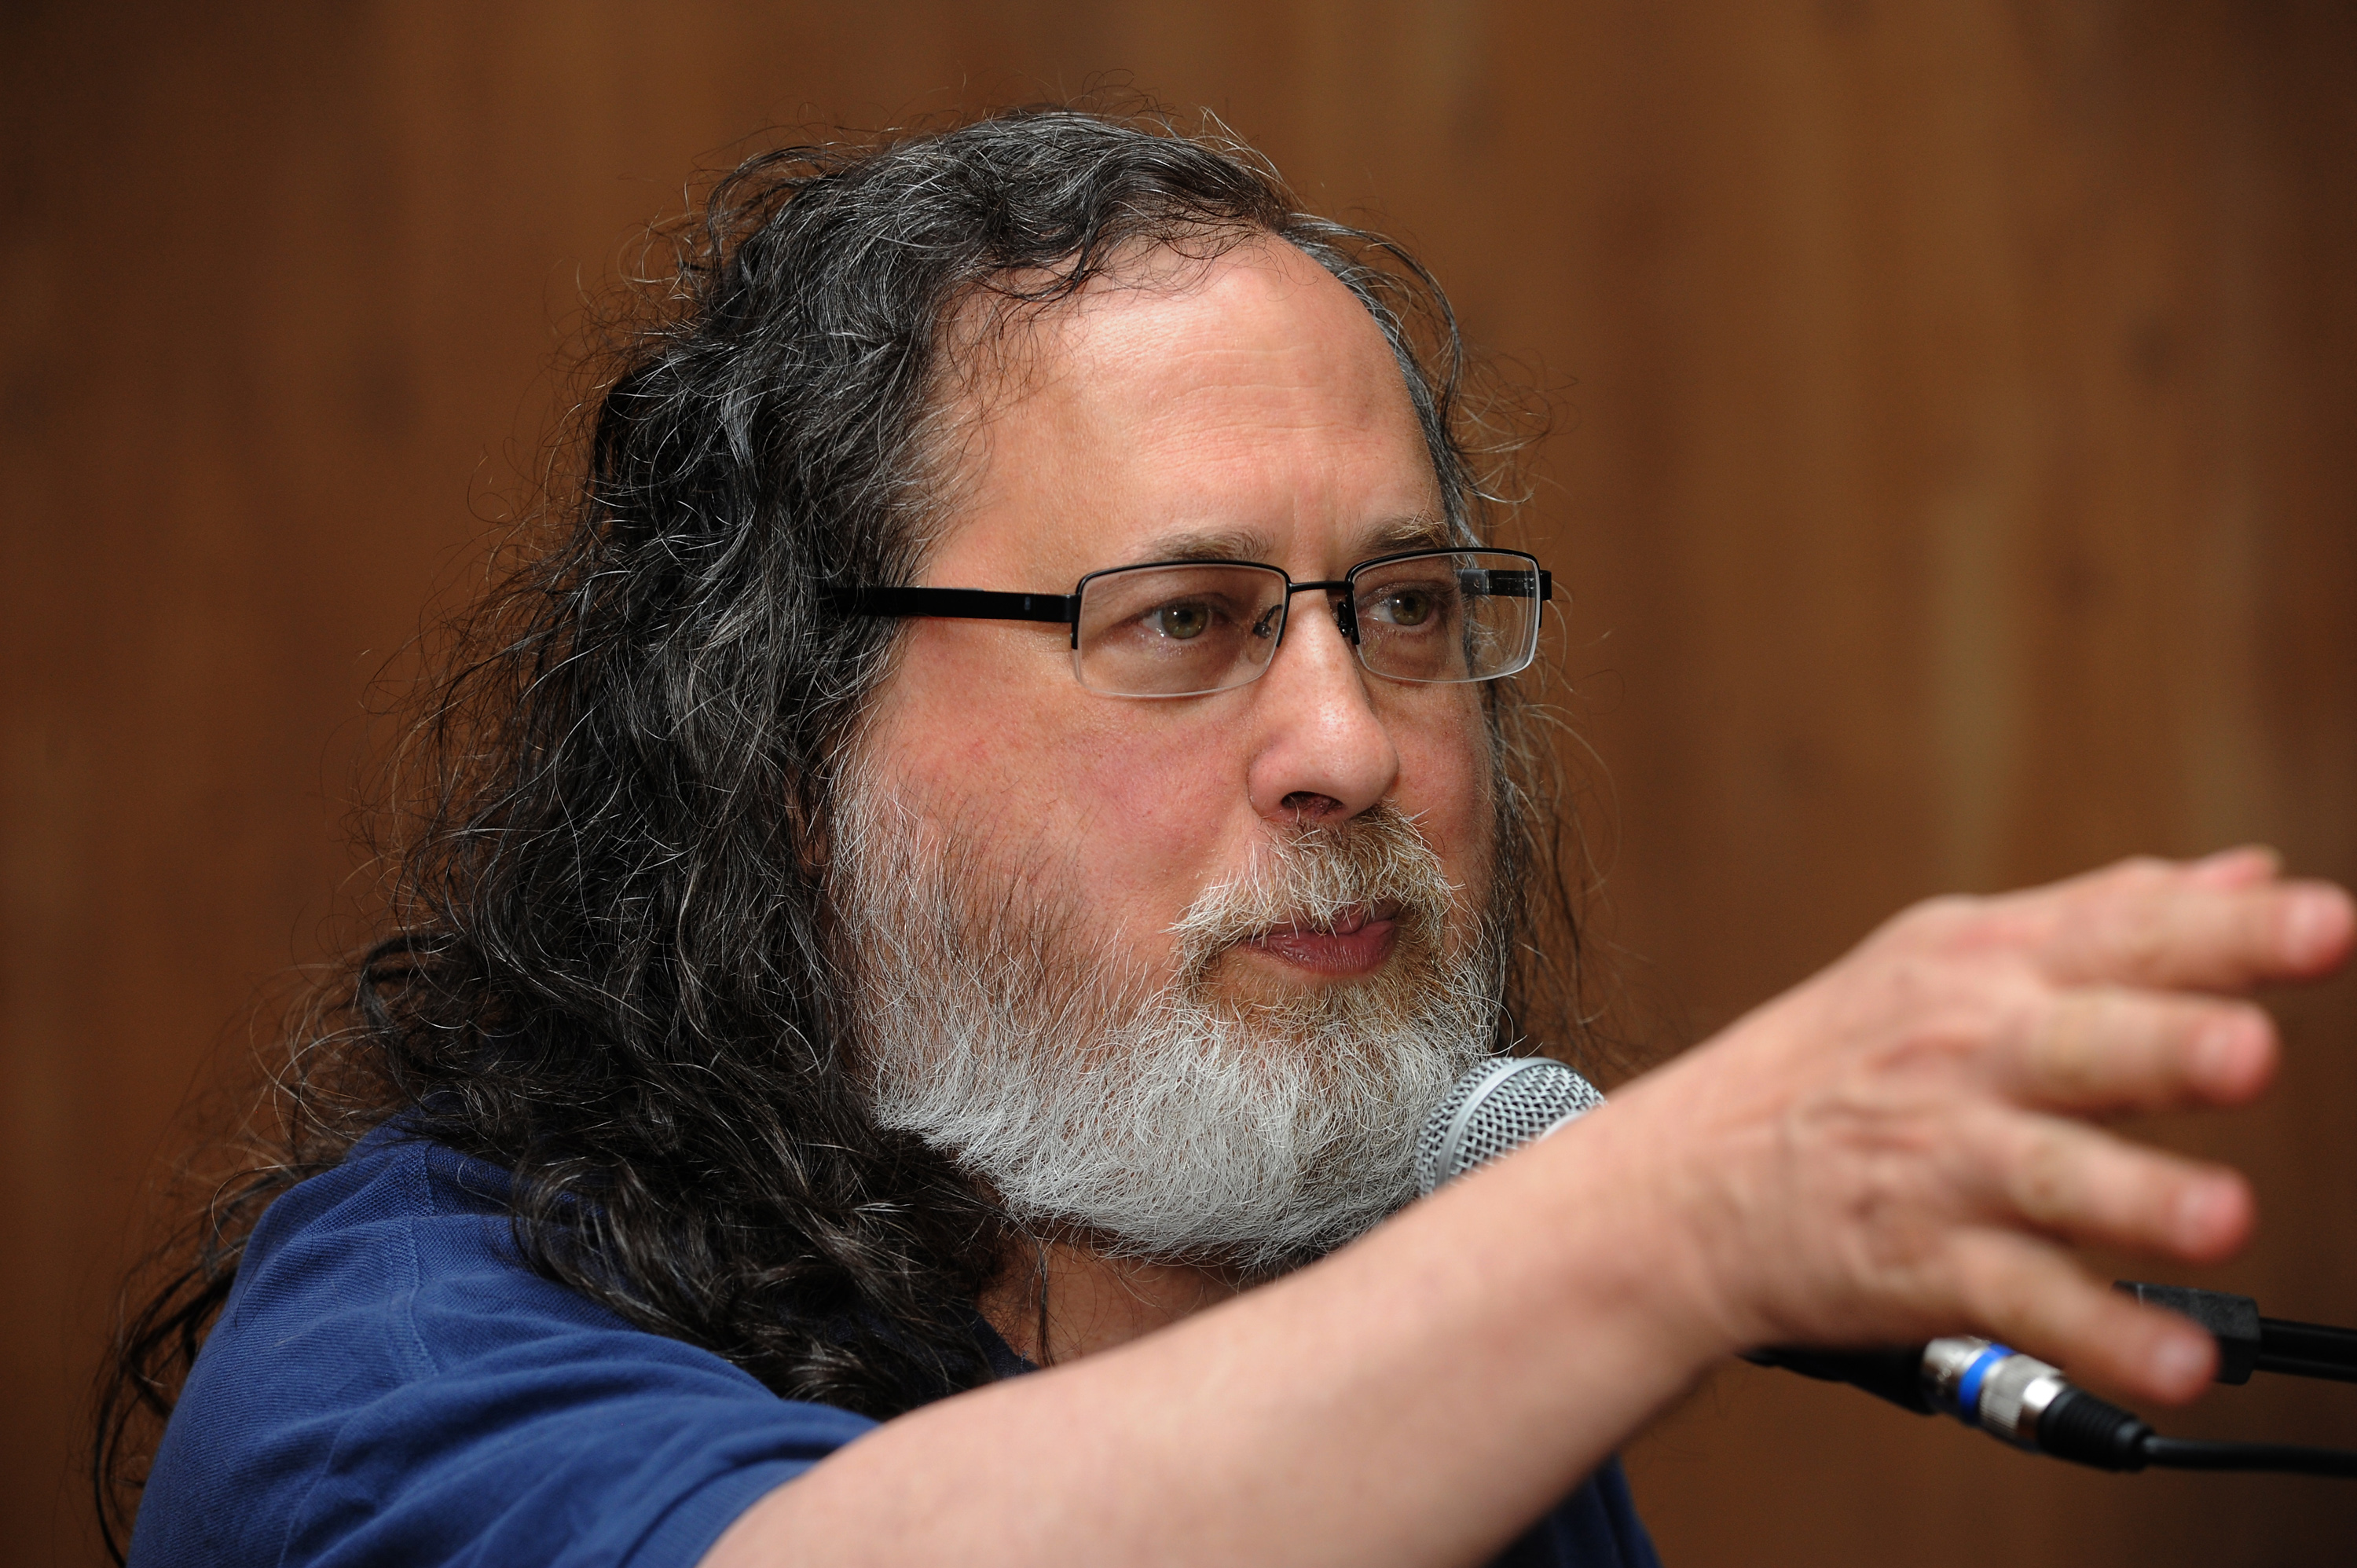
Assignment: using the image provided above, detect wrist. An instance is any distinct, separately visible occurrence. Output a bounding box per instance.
[1357,1072,1754,1415]
[1516,1053,1776,1364]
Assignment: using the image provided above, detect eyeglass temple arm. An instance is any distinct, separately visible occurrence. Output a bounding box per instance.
[831,586,1081,625]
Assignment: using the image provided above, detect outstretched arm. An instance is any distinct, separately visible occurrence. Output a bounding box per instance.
[706,850,2353,1568]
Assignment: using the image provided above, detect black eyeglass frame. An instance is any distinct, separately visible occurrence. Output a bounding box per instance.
[834,545,1549,652]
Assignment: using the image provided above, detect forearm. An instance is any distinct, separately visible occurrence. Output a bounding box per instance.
[705,1103,1721,1568]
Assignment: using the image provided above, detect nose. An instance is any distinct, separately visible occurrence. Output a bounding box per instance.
[1244,593,1400,823]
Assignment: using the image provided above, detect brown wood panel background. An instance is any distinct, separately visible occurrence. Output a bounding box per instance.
[5,2,2353,1563]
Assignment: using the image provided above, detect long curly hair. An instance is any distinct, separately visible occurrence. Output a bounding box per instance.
[93,104,1593,1558]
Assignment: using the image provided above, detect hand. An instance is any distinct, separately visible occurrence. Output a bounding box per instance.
[1618,848,2354,1407]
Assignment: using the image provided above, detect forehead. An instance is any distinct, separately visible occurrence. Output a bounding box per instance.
[932,238,1447,583]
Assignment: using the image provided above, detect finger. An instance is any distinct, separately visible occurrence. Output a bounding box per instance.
[2035,871,2353,991]
[1945,1229,2217,1405]
[1984,1112,2253,1263]
[2185,844,2282,890]
[2000,987,2277,1113]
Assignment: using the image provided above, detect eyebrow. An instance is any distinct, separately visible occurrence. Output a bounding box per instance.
[1134,514,1456,570]
[1360,514,1455,554]
[1140,526,1277,563]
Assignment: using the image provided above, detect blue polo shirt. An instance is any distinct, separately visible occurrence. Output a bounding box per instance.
[130,1123,1659,1566]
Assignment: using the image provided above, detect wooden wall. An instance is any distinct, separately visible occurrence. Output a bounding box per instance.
[5,2,2352,1563]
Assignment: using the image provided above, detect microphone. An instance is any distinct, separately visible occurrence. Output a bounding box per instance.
[1409,1057,2357,1476]
[1413,1055,1604,1196]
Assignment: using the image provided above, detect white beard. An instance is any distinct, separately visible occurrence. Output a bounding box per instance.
[832,780,1503,1277]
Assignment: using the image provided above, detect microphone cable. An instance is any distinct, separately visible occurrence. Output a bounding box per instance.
[1754,1339,2357,1478]
[2139,1437,2357,1478]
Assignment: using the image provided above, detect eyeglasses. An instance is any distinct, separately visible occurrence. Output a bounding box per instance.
[834,548,1552,698]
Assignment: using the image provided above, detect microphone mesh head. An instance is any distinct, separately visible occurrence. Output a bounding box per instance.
[1415,1057,1605,1196]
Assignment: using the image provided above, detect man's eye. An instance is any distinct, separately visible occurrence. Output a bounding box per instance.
[1149,603,1213,639]
[1372,588,1438,627]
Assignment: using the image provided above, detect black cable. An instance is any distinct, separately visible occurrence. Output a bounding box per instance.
[2142,1435,2357,1478]
[2113,1281,2357,1386]
[2036,1386,2357,1477]
[2256,1317,2357,1385]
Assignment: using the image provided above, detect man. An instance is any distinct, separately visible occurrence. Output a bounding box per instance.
[110,109,2352,1566]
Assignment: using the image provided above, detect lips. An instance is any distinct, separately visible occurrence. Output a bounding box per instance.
[1241,902,1402,975]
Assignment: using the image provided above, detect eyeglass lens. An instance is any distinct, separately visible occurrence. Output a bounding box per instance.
[1072,551,1543,698]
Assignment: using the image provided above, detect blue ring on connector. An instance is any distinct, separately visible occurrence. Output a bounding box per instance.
[1956,1343,2011,1427]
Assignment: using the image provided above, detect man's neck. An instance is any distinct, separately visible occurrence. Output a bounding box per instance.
[979,1240,1248,1365]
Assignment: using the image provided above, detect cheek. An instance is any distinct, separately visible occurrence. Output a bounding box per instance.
[1042,713,1249,954]
[1390,699,1497,897]
[870,643,1244,961]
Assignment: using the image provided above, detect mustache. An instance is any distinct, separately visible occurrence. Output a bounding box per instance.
[1166,804,1461,978]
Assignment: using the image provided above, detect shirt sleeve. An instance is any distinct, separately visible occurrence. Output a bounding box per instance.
[130,1135,877,1568]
